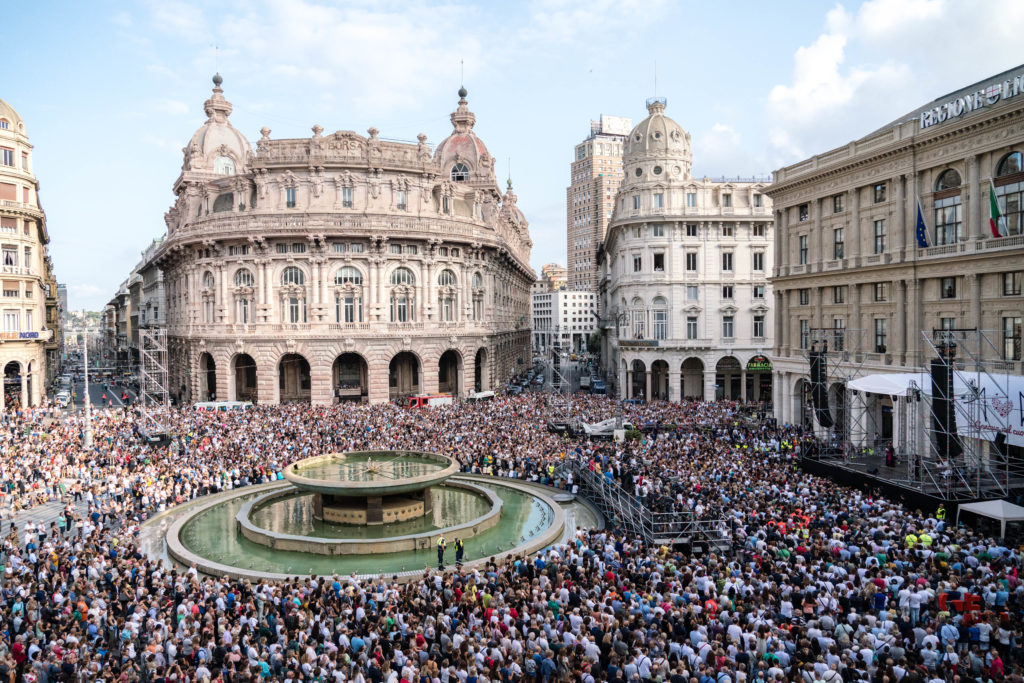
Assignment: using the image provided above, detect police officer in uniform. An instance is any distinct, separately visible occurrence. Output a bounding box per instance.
[454,537,465,566]
[436,536,446,569]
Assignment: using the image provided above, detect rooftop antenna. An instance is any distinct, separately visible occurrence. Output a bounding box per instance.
[460,59,464,88]
[507,157,511,185]
[654,59,658,98]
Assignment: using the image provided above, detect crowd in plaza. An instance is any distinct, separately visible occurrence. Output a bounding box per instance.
[0,392,1021,683]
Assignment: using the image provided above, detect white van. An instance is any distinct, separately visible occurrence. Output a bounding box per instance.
[466,390,495,402]
[194,401,254,412]
[54,391,71,407]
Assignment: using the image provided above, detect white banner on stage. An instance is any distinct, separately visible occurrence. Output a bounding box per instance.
[954,371,1024,448]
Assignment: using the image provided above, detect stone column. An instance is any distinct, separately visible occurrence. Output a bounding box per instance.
[851,284,861,358]
[813,287,823,331]
[367,356,390,404]
[423,260,434,320]
[895,280,907,366]
[215,362,230,403]
[626,369,633,399]
[895,174,906,257]
[219,263,228,320]
[645,370,652,403]
[849,187,861,263]
[907,281,921,367]
[970,273,982,331]
[310,361,333,405]
[703,370,716,402]
[311,261,320,306]
[668,368,681,403]
[740,369,747,402]
[780,291,790,356]
[20,370,28,408]
[968,155,984,240]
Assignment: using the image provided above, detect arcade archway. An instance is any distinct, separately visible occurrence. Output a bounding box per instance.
[333,353,368,403]
[630,359,646,400]
[651,360,670,401]
[681,357,704,400]
[278,354,311,403]
[438,350,462,396]
[389,352,420,400]
[715,356,742,400]
[232,353,258,403]
[199,353,216,401]
[474,348,489,392]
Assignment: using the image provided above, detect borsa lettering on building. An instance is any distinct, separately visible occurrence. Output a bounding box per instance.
[920,74,1024,129]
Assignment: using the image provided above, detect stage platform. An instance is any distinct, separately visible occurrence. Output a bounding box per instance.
[801,451,1024,509]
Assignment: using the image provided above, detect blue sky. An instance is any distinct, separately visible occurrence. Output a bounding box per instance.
[4,0,1023,310]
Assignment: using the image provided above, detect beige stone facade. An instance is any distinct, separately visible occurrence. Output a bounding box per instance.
[767,65,1024,442]
[0,99,57,409]
[147,77,533,405]
[601,99,774,402]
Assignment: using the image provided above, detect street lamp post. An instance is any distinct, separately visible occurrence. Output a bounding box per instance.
[82,328,93,448]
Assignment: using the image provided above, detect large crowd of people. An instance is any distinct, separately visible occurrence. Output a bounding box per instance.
[0,390,1021,683]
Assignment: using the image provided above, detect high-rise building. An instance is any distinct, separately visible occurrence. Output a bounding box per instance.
[0,99,60,409]
[567,115,631,295]
[600,98,773,402]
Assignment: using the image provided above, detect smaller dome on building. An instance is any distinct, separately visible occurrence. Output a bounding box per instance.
[0,99,26,135]
[433,88,497,187]
[622,97,692,179]
[182,75,253,175]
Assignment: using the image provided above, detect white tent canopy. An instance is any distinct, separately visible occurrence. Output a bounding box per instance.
[846,372,930,396]
[956,499,1024,538]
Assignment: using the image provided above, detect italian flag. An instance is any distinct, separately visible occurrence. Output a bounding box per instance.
[990,179,1007,238]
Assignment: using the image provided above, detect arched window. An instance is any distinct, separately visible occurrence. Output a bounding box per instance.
[472,272,483,289]
[438,269,457,287]
[214,156,235,175]
[935,169,961,191]
[282,267,305,286]
[234,269,254,287]
[630,297,646,340]
[202,271,215,289]
[335,266,363,285]
[0,119,9,130]
[451,163,469,181]
[997,152,1022,177]
[390,267,415,286]
[652,296,668,341]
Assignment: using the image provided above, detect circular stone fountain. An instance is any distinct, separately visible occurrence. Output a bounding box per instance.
[284,451,460,525]
[155,450,592,580]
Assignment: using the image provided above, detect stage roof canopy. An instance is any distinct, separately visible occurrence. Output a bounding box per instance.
[847,372,930,396]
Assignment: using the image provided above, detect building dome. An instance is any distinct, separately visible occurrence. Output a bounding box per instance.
[0,99,26,135]
[182,75,252,175]
[433,88,497,189]
[622,98,692,182]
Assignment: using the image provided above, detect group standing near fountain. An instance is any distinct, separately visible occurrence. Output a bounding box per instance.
[0,394,1021,683]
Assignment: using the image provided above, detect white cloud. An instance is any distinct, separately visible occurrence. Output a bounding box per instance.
[763,0,1024,166]
[693,124,768,178]
[154,99,190,116]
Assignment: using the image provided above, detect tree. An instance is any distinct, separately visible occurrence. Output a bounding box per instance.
[587,331,602,355]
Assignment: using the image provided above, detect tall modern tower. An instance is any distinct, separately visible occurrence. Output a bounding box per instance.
[567,115,631,297]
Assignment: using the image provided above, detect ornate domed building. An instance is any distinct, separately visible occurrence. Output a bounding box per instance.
[600,98,774,402]
[153,76,533,404]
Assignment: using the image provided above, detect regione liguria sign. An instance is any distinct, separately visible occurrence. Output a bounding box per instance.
[920,75,1024,129]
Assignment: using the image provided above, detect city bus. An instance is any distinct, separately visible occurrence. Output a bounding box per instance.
[194,401,254,412]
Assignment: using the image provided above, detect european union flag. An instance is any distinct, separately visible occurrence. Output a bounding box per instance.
[915,199,930,248]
